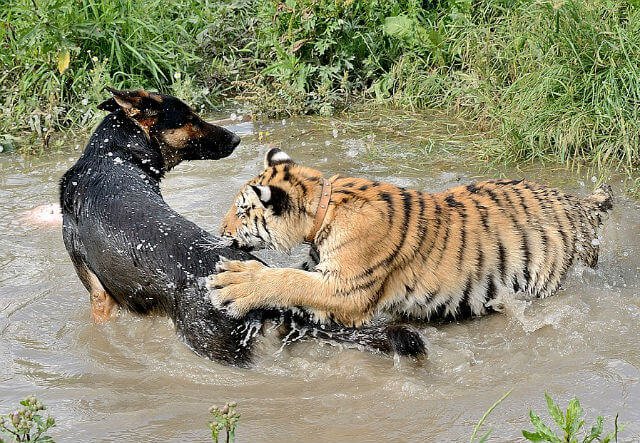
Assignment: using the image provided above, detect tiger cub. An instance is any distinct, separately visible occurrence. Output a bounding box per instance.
[208,148,613,327]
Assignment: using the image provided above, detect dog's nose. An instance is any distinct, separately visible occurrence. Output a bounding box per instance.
[230,134,241,148]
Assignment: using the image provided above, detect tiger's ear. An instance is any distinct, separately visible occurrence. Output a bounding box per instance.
[250,185,272,203]
[264,148,294,168]
[250,185,290,216]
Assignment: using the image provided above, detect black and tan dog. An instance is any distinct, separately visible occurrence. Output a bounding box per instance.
[60,88,424,366]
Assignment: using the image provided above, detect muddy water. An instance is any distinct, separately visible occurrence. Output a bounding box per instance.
[1,113,639,442]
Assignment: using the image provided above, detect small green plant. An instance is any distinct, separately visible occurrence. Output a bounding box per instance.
[0,396,55,443]
[469,389,512,443]
[522,393,618,443]
[208,402,240,443]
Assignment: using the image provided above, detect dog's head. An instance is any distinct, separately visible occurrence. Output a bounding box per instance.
[98,88,241,170]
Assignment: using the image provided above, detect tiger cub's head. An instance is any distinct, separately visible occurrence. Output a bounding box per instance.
[220,148,323,253]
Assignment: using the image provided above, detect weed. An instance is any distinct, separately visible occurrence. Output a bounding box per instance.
[380,0,640,170]
[469,392,622,442]
[469,389,513,443]
[522,393,619,443]
[208,402,240,443]
[0,396,55,443]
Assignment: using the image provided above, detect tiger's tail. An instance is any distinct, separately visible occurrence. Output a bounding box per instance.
[587,183,614,213]
[577,183,614,267]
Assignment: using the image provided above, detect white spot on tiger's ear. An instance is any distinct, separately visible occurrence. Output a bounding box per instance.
[251,185,271,203]
[264,147,293,168]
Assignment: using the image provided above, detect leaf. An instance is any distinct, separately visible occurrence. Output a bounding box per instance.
[522,430,548,441]
[582,416,603,443]
[428,29,444,47]
[477,429,492,443]
[383,15,414,38]
[527,410,563,443]
[545,393,565,428]
[601,413,620,443]
[33,414,45,428]
[565,398,584,436]
[291,39,306,53]
[1,429,17,441]
[57,49,70,74]
[470,389,512,443]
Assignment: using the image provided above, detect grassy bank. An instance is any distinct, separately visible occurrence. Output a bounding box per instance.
[1,0,639,171]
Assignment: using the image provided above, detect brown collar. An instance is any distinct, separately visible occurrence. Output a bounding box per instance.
[305,176,334,243]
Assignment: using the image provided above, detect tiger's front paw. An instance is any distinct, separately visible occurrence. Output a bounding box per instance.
[206,257,269,317]
[208,284,264,318]
[215,257,266,274]
[207,259,264,289]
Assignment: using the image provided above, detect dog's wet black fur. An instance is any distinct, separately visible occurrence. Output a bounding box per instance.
[60,88,425,366]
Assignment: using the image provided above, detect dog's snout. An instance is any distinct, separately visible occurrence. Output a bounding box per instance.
[230,134,241,148]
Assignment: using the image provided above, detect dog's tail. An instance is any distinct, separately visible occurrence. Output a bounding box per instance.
[280,311,426,359]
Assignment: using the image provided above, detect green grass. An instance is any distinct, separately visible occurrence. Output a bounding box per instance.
[0,0,250,147]
[1,0,639,172]
[374,0,640,170]
[470,389,513,443]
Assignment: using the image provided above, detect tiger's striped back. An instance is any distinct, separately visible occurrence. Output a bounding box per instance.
[384,179,613,320]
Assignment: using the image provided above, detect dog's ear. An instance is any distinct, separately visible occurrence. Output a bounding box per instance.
[264,148,294,168]
[98,87,163,117]
[96,98,120,112]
